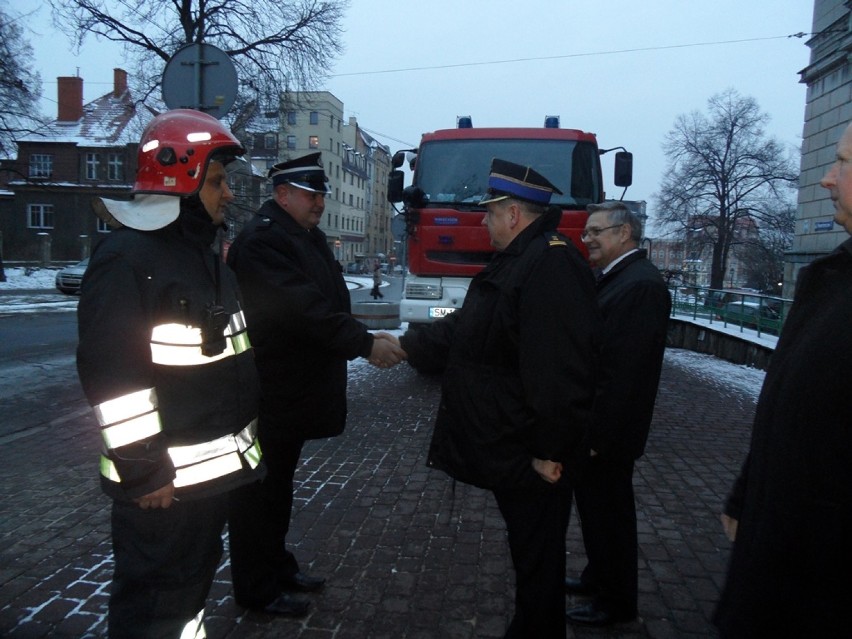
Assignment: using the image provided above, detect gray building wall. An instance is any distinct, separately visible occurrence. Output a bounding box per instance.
[788,0,852,292]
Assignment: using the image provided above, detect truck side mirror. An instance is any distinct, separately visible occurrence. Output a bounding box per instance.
[388,170,405,203]
[402,185,428,209]
[391,151,406,170]
[614,151,633,187]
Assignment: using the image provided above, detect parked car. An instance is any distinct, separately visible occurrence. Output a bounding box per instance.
[704,289,761,309]
[344,262,361,274]
[716,301,781,335]
[55,258,89,295]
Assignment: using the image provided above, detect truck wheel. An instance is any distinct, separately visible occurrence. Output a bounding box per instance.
[352,301,401,329]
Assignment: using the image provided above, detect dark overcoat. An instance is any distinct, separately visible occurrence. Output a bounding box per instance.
[401,210,599,490]
[226,199,374,441]
[590,250,671,459]
[715,238,852,637]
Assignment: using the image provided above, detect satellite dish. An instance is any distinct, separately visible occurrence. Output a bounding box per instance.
[162,43,238,119]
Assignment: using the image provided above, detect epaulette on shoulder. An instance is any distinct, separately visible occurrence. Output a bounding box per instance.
[255,216,275,231]
[546,233,567,247]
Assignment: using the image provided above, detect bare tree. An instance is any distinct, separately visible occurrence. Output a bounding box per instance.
[47,0,348,109]
[654,89,798,289]
[736,200,795,293]
[0,9,43,160]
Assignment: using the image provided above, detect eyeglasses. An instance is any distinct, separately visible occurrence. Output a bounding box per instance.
[581,224,623,240]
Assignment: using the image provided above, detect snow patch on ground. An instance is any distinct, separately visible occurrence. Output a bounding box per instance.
[0,267,60,290]
[665,348,765,401]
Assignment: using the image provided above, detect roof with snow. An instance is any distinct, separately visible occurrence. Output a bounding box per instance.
[17,89,159,149]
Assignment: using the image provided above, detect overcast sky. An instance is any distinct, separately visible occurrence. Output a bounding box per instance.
[19,0,814,213]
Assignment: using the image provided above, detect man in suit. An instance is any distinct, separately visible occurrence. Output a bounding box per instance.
[565,200,670,627]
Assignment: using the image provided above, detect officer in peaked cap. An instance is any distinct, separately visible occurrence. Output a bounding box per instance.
[479,157,563,206]
[268,152,331,194]
[399,155,598,637]
[225,150,405,617]
[476,158,564,252]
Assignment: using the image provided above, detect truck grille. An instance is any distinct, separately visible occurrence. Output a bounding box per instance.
[405,283,442,299]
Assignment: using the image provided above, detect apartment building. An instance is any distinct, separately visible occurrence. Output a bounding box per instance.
[277,91,393,267]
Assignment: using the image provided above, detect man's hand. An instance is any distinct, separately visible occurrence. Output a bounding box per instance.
[720,513,738,542]
[135,483,176,509]
[369,333,406,368]
[532,458,563,483]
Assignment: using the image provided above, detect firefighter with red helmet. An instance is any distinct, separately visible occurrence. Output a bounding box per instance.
[77,109,263,639]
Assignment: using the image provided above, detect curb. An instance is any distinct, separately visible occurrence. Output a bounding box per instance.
[352,301,401,329]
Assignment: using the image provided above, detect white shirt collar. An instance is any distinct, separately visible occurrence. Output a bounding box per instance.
[601,248,640,275]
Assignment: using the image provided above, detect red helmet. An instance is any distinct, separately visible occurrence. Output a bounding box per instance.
[134,109,245,196]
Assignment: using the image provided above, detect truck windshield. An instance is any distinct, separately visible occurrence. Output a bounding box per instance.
[414,139,600,207]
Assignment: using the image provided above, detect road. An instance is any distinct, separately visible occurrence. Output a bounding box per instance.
[0,313,78,361]
[0,273,403,362]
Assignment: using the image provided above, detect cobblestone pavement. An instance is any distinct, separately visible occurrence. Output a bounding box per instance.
[0,347,755,638]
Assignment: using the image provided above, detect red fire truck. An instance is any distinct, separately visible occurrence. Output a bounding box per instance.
[387,116,633,326]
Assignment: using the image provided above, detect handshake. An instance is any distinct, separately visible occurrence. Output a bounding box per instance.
[368,332,408,369]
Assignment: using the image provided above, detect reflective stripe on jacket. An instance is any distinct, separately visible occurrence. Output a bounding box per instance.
[100,418,261,487]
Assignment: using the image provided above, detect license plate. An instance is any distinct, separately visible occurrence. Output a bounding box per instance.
[429,307,457,318]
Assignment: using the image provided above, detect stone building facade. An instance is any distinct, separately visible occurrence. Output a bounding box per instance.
[789,0,852,291]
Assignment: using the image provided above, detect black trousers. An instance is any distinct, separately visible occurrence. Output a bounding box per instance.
[109,493,228,639]
[573,455,638,616]
[494,477,572,639]
[228,435,304,607]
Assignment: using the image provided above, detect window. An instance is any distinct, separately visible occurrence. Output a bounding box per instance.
[28,204,54,229]
[29,154,53,178]
[287,135,297,150]
[309,136,319,149]
[108,153,124,181]
[309,111,319,125]
[287,111,297,125]
[349,194,353,206]
[97,217,112,233]
[264,134,277,149]
[85,153,100,180]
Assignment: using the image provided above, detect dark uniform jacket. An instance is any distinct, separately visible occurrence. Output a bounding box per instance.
[401,209,599,490]
[77,205,262,502]
[590,250,670,460]
[226,198,374,441]
[715,238,852,637]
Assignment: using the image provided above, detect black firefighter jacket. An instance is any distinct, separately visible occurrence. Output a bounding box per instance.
[76,207,262,502]
[226,199,374,441]
[401,210,599,490]
[589,250,670,460]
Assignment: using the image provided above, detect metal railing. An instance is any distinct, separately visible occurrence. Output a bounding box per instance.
[668,286,793,338]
